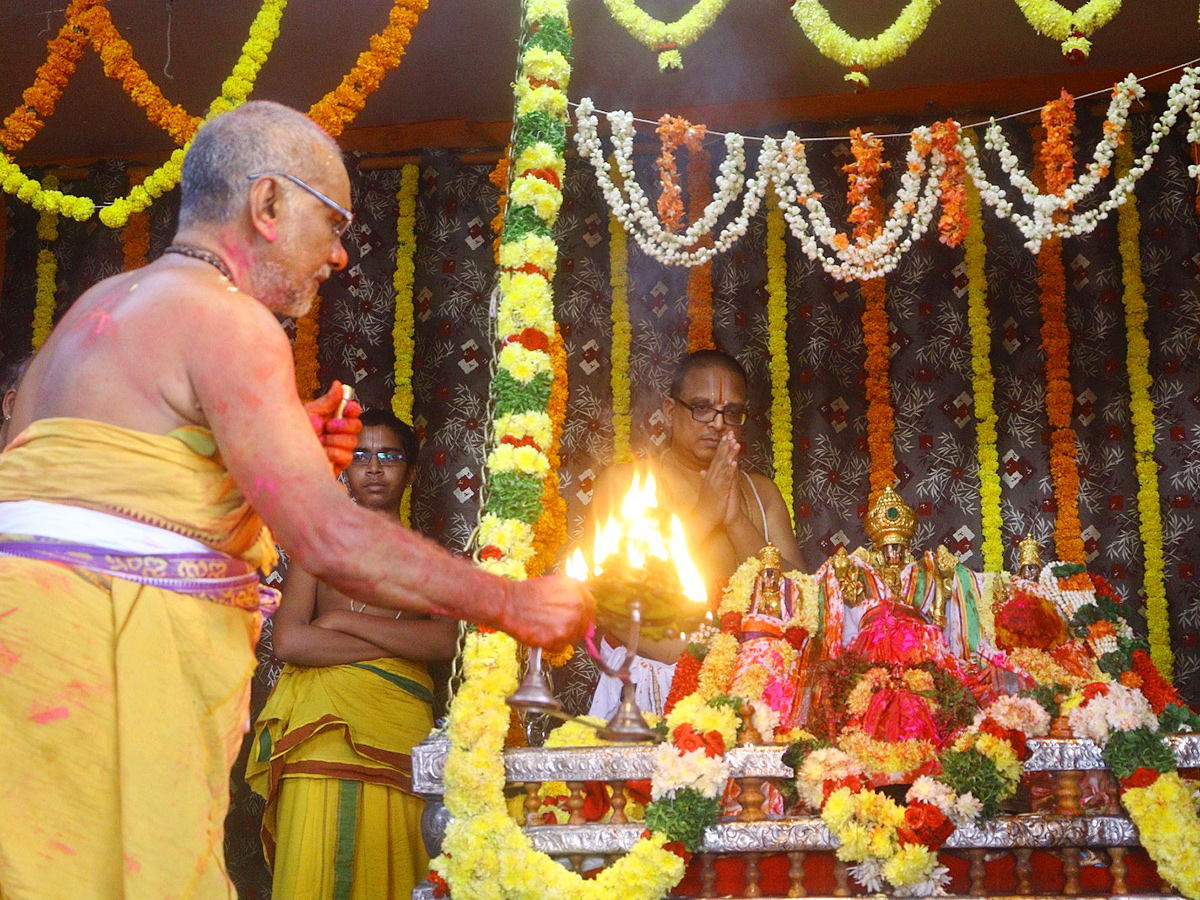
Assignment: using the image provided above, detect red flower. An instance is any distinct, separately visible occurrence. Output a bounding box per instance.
[506,327,551,352]
[1131,649,1186,714]
[663,840,693,863]
[664,649,701,714]
[822,774,865,804]
[479,545,503,561]
[901,800,955,849]
[1121,767,1161,791]
[673,723,707,755]
[701,729,726,759]
[978,719,1028,761]
[1082,682,1111,703]
[428,869,449,897]
[784,625,809,651]
[720,611,743,634]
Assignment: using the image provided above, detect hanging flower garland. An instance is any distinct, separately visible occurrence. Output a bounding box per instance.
[929,119,969,248]
[600,0,731,71]
[527,323,568,582]
[1011,0,1122,62]
[766,190,794,526]
[575,99,768,267]
[292,295,322,400]
[307,0,428,137]
[963,133,1003,574]
[655,115,706,233]
[685,144,714,351]
[489,151,510,264]
[31,175,60,351]
[120,168,150,271]
[1036,92,1085,565]
[77,1,202,144]
[0,0,95,154]
[790,0,941,90]
[391,162,419,525]
[609,157,633,464]
[1115,131,1171,679]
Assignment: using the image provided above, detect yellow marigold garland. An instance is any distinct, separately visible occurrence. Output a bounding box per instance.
[790,0,941,89]
[1011,0,1123,61]
[31,175,60,351]
[391,162,419,525]
[1115,129,1171,678]
[766,190,794,526]
[1037,95,1085,564]
[685,145,714,352]
[601,0,731,71]
[292,294,322,401]
[1121,772,1200,897]
[609,162,632,464]
[964,135,1003,573]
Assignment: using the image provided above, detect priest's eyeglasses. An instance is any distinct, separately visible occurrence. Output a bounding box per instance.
[246,172,354,238]
[350,449,406,467]
[673,397,747,426]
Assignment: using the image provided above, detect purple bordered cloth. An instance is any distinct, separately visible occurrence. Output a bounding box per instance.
[0,534,281,615]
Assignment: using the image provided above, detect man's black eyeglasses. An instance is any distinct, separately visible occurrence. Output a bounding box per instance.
[672,397,747,427]
[350,449,406,467]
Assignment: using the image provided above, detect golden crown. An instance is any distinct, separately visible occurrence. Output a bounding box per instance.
[759,543,782,570]
[1018,533,1042,569]
[864,485,917,549]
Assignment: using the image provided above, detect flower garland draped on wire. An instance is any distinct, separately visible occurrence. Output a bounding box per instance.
[392,163,419,525]
[963,132,1004,574]
[601,0,731,71]
[789,0,941,90]
[1036,91,1085,565]
[1115,130,1171,679]
[31,175,59,351]
[765,190,794,526]
[120,168,150,272]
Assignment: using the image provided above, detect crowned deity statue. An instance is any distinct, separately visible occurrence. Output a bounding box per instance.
[727,544,806,740]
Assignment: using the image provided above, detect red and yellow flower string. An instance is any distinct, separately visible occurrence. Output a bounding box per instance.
[31,175,60,351]
[609,156,633,464]
[391,162,419,524]
[528,323,569,582]
[846,130,897,502]
[1037,92,1085,564]
[685,144,714,351]
[1115,129,1171,677]
[964,131,1003,573]
[766,190,794,525]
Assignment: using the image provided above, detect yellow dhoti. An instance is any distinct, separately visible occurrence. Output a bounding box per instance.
[246,657,435,900]
[0,418,277,900]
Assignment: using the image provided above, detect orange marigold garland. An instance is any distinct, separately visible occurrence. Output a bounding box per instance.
[307,0,429,137]
[527,323,569,580]
[1037,92,1085,564]
[0,0,95,154]
[77,2,201,144]
[292,295,323,401]
[930,119,969,248]
[655,115,706,232]
[686,144,714,351]
[489,149,511,264]
[845,129,896,503]
[120,168,150,271]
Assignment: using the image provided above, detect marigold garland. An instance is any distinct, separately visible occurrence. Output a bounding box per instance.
[306,0,428,137]
[862,275,894,503]
[655,115,706,233]
[1036,94,1085,565]
[31,175,60,351]
[964,133,1003,573]
[1115,130,1171,678]
[292,294,322,401]
[609,162,633,464]
[489,151,510,264]
[930,119,969,248]
[390,162,419,525]
[0,0,94,154]
[790,0,941,89]
[526,323,568,581]
[685,144,714,351]
[119,168,150,272]
[766,191,794,526]
[1011,0,1123,62]
[601,0,731,71]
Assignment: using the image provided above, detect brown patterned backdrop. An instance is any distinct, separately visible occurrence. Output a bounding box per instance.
[2,103,1200,895]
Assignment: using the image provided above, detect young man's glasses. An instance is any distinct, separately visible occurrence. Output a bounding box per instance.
[349,449,406,467]
[673,397,747,426]
[246,171,354,238]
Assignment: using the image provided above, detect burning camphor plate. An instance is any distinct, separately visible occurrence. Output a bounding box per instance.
[566,471,708,641]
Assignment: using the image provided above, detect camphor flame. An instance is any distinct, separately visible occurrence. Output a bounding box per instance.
[567,470,706,605]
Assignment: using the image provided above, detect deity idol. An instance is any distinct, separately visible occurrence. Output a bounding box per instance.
[726,544,806,739]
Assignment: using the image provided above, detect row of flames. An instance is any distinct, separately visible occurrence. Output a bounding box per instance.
[565,471,708,606]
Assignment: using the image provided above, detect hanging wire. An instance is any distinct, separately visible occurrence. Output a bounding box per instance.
[570,54,1200,144]
[162,0,175,80]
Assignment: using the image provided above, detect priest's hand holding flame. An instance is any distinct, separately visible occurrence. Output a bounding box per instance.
[566,471,707,641]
